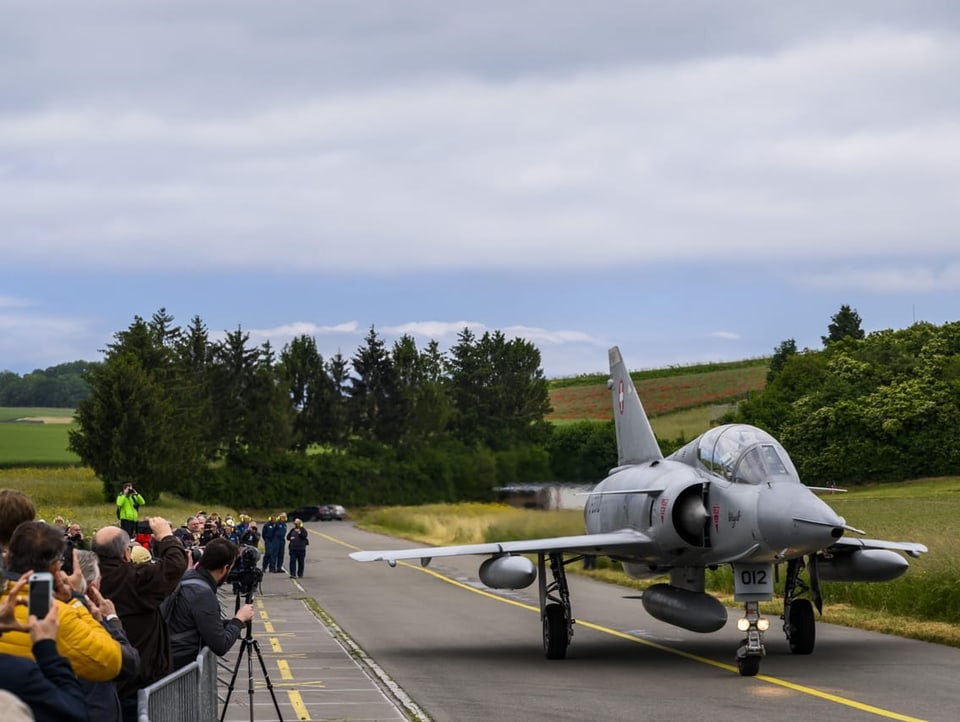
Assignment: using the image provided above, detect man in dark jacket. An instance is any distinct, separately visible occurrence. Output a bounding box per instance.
[164,537,254,670]
[239,520,260,548]
[93,517,186,722]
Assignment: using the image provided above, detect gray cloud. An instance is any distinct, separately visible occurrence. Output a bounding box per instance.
[802,264,960,293]
[4,3,960,377]
[2,4,959,278]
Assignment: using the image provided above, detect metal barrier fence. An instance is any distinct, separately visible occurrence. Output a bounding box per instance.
[137,646,219,722]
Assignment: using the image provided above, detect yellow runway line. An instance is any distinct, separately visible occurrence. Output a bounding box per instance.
[288,690,310,720]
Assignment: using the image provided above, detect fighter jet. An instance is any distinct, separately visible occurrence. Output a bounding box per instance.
[350,346,928,676]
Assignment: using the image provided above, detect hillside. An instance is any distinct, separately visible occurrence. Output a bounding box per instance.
[547,360,769,422]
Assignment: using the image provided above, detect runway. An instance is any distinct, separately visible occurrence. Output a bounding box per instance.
[299,521,959,722]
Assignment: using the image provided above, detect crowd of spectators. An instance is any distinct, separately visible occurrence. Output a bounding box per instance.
[0,488,309,722]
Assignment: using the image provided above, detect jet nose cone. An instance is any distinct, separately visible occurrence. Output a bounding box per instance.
[759,484,845,555]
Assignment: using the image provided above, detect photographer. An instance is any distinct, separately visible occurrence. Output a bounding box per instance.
[66,523,87,551]
[238,520,260,548]
[198,520,220,547]
[115,484,145,538]
[164,537,254,671]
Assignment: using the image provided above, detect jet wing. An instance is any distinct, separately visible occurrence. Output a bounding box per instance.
[829,536,928,558]
[349,529,654,563]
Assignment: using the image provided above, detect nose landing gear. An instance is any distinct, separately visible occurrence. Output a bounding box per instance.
[735,600,768,676]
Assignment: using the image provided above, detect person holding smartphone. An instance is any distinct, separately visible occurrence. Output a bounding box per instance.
[0,521,122,683]
[1,570,87,722]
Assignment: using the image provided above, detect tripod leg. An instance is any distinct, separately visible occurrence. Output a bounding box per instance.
[249,638,285,721]
[220,638,250,722]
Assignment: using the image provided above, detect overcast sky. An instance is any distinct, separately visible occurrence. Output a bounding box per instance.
[3,1,959,378]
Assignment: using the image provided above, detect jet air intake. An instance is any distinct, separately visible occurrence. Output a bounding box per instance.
[673,483,709,547]
[479,555,537,589]
[641,584,728,633]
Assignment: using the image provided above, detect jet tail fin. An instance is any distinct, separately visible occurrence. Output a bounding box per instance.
[609,346,663,466]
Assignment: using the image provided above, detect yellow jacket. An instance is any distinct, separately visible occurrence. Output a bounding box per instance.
[0,590,122,682]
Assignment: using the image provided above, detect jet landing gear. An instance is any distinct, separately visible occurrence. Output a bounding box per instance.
[735,601,769,676]
[732,563,774,676]
[538,552,573,659]
[782,557,817,655]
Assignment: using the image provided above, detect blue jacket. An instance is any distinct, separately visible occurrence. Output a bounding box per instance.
[261,521,277,543]
[0,639,88,722]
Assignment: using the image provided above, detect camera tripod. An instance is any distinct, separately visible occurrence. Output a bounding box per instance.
[220,587,284,722]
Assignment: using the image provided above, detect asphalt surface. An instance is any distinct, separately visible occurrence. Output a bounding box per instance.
[222,521,960,721]
[216,557,416,722]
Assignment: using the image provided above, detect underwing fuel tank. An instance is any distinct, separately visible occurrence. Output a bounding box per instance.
[479,555,537,589]
[817,549,909,582]
[641,584,728,633]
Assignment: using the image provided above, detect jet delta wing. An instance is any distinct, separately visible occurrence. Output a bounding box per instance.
[349,345,928,677]
[349,529,654,564]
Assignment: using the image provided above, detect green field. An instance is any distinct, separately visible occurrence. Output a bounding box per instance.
[0,407,76,421]
[0,408,79,465]
[548,363,767,421]
[0,467,232,535]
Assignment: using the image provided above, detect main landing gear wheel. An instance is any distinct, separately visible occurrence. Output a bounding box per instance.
[787,598,816,655]
[538,552,573,660]
[543,603,569,659]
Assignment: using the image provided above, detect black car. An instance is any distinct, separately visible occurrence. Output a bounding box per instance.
[286,504,327,522]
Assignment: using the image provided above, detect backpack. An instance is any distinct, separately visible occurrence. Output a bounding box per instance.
[162,576,211,659]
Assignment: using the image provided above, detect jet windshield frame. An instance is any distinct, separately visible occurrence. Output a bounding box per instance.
[696,424,800,485]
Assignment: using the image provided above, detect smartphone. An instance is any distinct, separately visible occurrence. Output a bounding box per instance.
[28,571,54,619]
[61,540,76,575]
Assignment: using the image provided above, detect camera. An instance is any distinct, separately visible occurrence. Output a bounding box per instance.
[135,520,152,535]
[228,544,264,597]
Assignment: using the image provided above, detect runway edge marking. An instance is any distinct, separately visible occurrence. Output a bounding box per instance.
[301,595,432,722]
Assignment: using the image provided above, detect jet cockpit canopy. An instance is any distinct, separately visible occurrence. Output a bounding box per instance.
[687,424,800,485]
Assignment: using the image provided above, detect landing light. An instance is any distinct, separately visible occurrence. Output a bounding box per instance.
[737,617,770,631]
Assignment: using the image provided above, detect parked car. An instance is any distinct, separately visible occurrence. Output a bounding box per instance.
[324,504,347,521]
[286,504,325,522]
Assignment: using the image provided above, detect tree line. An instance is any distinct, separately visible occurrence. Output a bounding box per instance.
[736,307,960,484]
[0,361,91,407]
[67,309,557,507]
[17,303,957,504]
